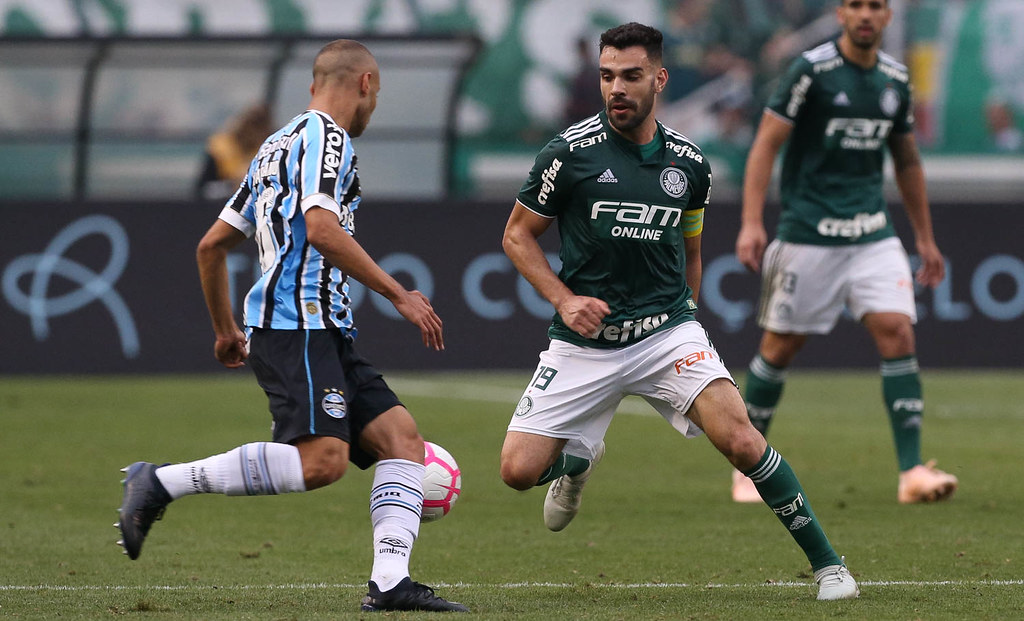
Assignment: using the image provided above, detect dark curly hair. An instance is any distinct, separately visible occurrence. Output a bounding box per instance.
[599,22,663,65]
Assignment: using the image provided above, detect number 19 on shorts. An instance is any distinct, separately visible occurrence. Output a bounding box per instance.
[531,366,558,390]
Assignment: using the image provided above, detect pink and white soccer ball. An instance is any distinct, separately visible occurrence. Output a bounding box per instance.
[421,441,461,522]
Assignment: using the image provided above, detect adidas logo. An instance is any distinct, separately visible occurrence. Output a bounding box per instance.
[789,515,813,531]
[833,91,851,106]
[596,168,617,183]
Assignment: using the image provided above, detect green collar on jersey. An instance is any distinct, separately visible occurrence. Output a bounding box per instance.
[599,110,667,164]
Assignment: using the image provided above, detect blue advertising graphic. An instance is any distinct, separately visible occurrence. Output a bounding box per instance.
[0,200,1020,373]
[3,215,139,358]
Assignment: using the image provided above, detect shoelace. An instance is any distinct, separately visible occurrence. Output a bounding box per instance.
[550,476,583,504]
[411,582,437,597]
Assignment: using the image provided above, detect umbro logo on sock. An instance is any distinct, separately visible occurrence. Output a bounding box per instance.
[789,515,813,531]
[597,168,617,183]
[378,537,409,549]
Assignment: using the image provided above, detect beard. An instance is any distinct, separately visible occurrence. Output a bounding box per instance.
[349,114,368,137]
[848,25,881,49]
[605,94,655,134]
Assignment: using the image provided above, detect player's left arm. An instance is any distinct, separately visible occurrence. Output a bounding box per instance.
[305,206,444,351]
[683,160,711,302]
[684,233,702,303]
[888,131,945,288]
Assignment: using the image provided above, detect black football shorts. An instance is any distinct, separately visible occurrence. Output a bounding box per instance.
[247,327,402,469]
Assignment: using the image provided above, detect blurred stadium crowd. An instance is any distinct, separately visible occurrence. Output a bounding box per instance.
[1,0,1021,199]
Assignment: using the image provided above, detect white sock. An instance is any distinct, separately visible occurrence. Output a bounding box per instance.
[369,459,424,591]
[155,442,306,499]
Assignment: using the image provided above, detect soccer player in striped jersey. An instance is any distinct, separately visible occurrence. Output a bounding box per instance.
[499,22,858,600]
[116,40,467,613]
[733,0,958,505]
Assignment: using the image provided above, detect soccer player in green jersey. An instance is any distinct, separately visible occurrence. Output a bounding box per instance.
[733,0,959,504]
[499,22,858,600]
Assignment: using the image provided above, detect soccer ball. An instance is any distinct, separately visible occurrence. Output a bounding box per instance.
[421,441,461,523]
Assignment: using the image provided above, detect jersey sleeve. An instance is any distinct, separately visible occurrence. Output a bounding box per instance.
[766,57,815,123]
[516,138,572,217]
[892,83,915,135]
[681,155,711,238]
[218,180,256,237]
[688,156,713,211]
[297,113,349,219]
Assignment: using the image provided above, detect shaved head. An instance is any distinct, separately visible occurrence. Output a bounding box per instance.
[312,39,377,88]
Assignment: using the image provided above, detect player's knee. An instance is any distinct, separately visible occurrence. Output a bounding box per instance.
[301,445,349,489]
[499,459,538,491]
[304,462,347,489]
[362,407,425,463]
[866,314,916,357]
[720,426,767,471]
[884,326,915,356]
[372,427,424,463]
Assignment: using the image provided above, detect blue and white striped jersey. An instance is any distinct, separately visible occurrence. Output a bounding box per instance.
[218,109,361,333]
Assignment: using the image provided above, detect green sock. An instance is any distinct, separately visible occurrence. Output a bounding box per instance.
[536,453,591,486]
[744,445,842,571]
[745,354,786,436]
[881,356,924,471]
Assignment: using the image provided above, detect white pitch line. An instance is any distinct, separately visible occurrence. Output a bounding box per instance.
[3,580,1022,592]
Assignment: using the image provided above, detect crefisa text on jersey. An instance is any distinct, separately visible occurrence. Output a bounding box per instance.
[665,140,704,163]
[537,157,562,205]
[592,312,670,344]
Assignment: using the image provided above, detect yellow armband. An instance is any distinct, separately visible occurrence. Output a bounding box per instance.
[683,208,704,238]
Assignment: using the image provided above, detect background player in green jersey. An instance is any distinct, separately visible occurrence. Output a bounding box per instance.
[733,0,958,504]
[500,22,858,600]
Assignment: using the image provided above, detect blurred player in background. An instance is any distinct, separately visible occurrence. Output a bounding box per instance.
[732,0,958,504]
[499,22,858,600]
[116,39,467,613]
[194,102,273,201]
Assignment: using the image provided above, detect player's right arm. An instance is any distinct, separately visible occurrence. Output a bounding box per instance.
[502,201,609,339]
[508,137,609,338]
[737,111,792,273]
[197,218,249,368]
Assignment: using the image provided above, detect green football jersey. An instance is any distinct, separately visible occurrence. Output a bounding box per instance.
[767,40,914,245]
[517,110,713,349]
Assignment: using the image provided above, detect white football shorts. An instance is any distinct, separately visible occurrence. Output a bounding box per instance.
[506,321,735,460]
[756,237,917,334]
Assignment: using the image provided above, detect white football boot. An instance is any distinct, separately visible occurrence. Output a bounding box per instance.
[543,442,605,531]
[814,557,860,600]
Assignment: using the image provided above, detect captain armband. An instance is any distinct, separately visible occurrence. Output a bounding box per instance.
[682,208,704,238]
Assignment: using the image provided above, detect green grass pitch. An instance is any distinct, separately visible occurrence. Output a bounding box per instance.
[1,370,1022,619]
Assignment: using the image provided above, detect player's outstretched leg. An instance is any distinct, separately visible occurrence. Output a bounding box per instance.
[543,441,605,531]
[363,457,470,612]
[115,462,172,560]
[361,578,469,613]
[815,556,860,600]
[743,445,860,600]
